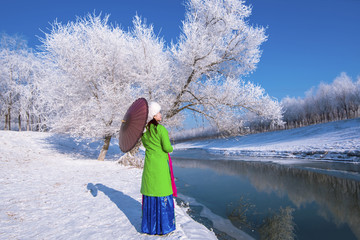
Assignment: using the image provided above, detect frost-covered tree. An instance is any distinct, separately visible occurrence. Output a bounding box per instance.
[281,97,305,128]
[0,34,24,130]
[282,72,360,128]
[0,33,42,131]
[355,76,360,111]
[40,0,284,161]
[315,82,334,122]
[21,56,58,132]
[40,14,173,160]
[125,16,181,126]
[165,0,283,133]
[332,72,358,119]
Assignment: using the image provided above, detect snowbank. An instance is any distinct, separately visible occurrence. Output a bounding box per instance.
[174,118,360,162]
[0,130,216,239]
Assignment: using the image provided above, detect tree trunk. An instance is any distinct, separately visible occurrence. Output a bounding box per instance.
[30,115,33,131]
[38,116,41,131]
[26,112,30,131]
[129,140,141,156]
[18,114,21,131]
[4,114,8,130]
[117,140,143,168]
[97,135,112,161]
[8,107,11,130]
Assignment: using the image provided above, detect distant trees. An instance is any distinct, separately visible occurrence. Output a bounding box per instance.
[0,33,46,131]
[170,125,220,142]
[282,72,360,129]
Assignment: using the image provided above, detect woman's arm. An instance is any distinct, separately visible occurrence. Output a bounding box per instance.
[159,125,173,153]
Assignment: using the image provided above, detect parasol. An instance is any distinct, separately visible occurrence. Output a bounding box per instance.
[119,98,148,152]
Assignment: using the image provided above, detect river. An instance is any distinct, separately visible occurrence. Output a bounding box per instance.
[171,149,360,240]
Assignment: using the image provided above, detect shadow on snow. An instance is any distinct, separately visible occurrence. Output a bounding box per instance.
[44,134,123,160]
[87,183,142,233]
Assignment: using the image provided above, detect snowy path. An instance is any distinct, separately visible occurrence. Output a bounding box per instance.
[0,131,216,239]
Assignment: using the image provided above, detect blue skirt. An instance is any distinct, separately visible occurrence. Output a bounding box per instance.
[141,194,176,235]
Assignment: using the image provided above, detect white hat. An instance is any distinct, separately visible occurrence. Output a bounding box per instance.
[148,101,161,122]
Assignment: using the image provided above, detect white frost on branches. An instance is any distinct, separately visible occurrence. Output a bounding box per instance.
[39,13,178,160]
[0,34,45,131]
[40,14,137,138]
[2,0,285,160]
[40,13,176,137]
[282,72,360,127]
[167,0,283,131]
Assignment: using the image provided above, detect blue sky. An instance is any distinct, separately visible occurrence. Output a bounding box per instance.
[1,0,359,100]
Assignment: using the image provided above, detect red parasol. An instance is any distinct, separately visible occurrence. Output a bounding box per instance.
[119,98,148,152]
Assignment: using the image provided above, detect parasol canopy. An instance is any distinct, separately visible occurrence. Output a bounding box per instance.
[119,98,148,152]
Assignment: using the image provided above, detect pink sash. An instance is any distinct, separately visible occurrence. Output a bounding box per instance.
[168,153,177,197]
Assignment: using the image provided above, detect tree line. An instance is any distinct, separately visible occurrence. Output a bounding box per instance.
[0,34,47,132]
[231,72,360,134]
[281,72,360,129]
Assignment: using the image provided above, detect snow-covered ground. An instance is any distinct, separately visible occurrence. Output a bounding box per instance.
[0,130,217,239]
[1,119,359,239]
[174,118,360,162]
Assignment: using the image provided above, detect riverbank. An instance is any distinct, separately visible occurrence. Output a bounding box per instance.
[174,118,360,162]
[0,130,216,239]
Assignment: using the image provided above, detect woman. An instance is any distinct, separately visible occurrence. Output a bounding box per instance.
[140,101,176,235]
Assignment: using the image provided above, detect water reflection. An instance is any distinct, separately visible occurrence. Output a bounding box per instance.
[172,157,360,239]
[259,207,295,240]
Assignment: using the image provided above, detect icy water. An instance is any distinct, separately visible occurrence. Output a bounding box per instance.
[171,149,360,240]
